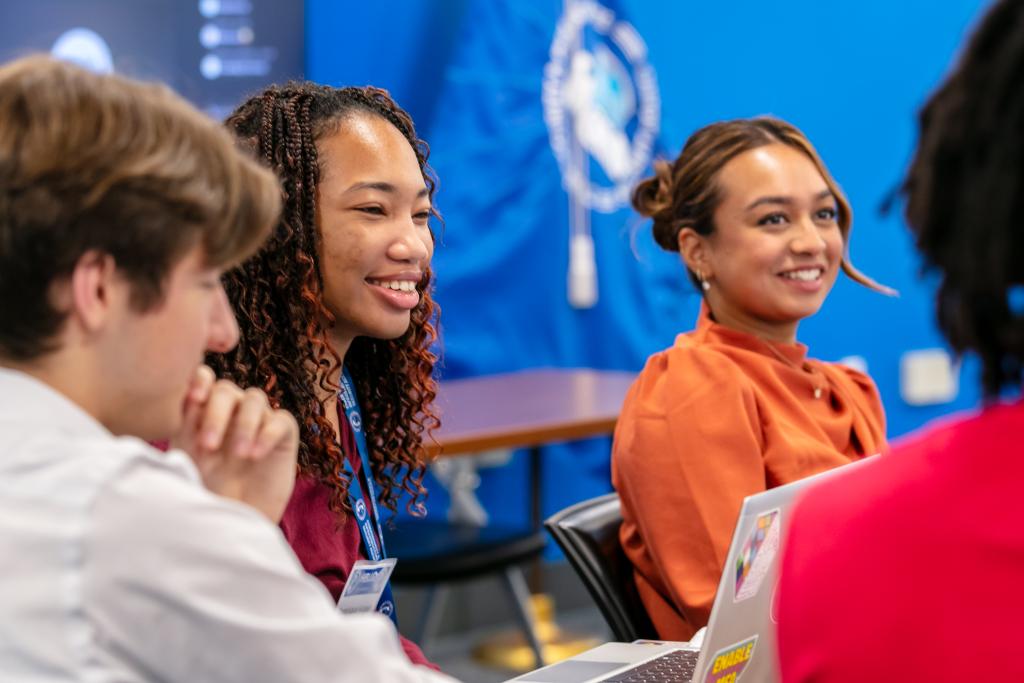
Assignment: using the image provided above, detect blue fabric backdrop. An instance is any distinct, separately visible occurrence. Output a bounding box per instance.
[308,0,992,526]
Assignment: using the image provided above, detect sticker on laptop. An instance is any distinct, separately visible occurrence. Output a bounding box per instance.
[734,508,780,602]
[704,635,757,683]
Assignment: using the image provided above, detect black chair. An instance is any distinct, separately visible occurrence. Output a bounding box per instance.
[544,493,657,642]
[384,520,548,666]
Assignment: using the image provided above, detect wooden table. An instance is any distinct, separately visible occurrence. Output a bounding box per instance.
[427,368,637,529]
[421,369,636,662]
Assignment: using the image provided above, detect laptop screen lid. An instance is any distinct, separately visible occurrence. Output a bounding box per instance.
[691,456,875,682]
[505,479,785,683]
[506,457,874,683]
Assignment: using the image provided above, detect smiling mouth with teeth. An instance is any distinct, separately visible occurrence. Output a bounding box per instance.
[368,279,418,292]
[781,268,823,282]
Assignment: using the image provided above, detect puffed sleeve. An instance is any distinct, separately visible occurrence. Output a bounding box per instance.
[612,346,765,638]
[824,362,887,455]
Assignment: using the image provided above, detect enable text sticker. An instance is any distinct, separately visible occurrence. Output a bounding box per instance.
[704,635,757,683]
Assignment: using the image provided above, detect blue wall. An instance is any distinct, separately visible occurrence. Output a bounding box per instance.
[308,0,993,523]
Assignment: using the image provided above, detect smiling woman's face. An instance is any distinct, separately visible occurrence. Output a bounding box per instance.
[682,143,843,343]
[314,112,433,349]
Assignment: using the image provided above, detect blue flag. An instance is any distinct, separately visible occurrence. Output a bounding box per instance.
[423,0,690,525]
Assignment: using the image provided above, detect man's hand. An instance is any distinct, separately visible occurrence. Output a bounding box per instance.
[171,366,299,523]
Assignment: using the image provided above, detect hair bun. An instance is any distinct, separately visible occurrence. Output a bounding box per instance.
[632,159,680,251]
[631,159,671,217]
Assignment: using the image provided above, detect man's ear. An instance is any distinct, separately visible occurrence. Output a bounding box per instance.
[65,251,122,334]
[678,227,713,280]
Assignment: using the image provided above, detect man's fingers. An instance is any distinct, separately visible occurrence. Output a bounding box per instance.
[173,366,217,451]
[197,380,245,452]
[177,398,202,452]
[223,388,270,458]
[187,365,216,404]
[251,409,300,461]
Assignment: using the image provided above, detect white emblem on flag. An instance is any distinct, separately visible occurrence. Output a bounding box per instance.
[543,0,660,213]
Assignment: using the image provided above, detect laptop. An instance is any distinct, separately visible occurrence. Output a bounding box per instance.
[507,458,871,683]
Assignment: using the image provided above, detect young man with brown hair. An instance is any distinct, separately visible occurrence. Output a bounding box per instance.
[0,55,454,682]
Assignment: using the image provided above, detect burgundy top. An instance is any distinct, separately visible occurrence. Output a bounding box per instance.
[279,415,437,670]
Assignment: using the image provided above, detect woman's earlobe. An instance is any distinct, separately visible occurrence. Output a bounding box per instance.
[677,227,708,277]
[698,270,711,291]
[676,226,688,255]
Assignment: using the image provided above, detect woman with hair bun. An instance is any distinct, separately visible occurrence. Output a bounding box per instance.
[611,117,889,640]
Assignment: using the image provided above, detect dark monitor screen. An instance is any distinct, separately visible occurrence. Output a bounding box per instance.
[0,0,303,119]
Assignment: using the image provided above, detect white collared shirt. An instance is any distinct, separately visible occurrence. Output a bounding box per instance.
[0,368,456,682]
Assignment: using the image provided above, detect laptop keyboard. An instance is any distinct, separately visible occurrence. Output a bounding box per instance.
[603,649,699,682]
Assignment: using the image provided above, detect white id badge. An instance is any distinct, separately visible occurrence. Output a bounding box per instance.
[336,558,397,614]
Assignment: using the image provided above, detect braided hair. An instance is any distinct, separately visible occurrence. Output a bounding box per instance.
[209,83,440,520]
[902,0,1024,398]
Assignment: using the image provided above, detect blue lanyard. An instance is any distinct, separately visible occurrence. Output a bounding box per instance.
[338,367,397,625]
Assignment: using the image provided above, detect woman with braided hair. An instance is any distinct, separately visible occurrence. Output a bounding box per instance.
[209,83,440,668]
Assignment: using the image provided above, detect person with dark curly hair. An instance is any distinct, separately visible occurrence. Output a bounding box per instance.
[611,117,890,641]
[209,83,440,668]
[778,1,1024,679]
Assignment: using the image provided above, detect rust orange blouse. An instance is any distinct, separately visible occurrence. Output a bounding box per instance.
[610,305,886,641]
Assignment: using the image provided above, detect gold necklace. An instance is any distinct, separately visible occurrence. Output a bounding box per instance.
[759,338,826,400]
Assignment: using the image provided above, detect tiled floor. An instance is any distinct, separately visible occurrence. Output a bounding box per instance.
[428,606,613,682]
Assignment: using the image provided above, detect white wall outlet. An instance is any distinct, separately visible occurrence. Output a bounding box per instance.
[899,348,959,406]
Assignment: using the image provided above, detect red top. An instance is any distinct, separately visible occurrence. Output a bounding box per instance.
[279,416,437,670]
[778,399,1024,682]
